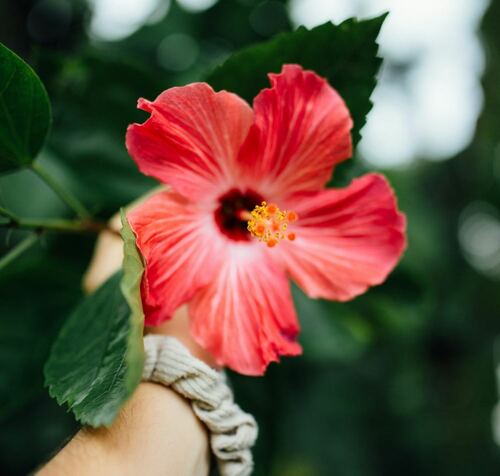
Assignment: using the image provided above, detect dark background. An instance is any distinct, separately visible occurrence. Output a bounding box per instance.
[1,0,500,474]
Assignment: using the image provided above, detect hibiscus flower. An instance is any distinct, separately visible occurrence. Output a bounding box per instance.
[126,64,406,375]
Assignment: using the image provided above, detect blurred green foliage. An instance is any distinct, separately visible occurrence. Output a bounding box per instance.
[1,0,500,475]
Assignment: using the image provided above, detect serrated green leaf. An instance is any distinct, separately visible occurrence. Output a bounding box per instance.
[44,214,144,427]
[206,15,386,146]
[0,43,52,173]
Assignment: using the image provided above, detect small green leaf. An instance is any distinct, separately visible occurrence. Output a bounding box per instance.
[0,43,52,173]
[44,213,144,427]
[206,15,386,146]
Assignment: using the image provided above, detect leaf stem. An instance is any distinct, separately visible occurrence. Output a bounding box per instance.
[31,162,91,219]
[0,205,18,221]
[0,207,115,235]
[0,233,38,270]
[16,218,110,234]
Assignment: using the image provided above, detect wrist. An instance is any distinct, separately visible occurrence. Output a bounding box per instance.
[142,334,258,476]
[38,383,210,476]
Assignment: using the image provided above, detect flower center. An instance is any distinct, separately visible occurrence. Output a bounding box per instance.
[246,201,297,247]
[214,189,297,246]
[214,188,264,241]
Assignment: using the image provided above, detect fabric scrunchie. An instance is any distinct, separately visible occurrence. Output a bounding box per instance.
[142,334,258,476]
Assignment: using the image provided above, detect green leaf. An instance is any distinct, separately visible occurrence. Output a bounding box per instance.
[206,15,386,146]
[0,43,52,173]
[119,210,146,393]
[44,213,145,427]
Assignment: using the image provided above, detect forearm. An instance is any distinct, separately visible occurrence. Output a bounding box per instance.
[37,383,210,476]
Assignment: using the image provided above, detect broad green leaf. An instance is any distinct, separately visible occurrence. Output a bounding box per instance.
[0,43,52,173]
[44,213,145,427]
[206,15,386,146]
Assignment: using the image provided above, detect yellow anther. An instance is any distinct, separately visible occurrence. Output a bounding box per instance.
[247,201,298,247]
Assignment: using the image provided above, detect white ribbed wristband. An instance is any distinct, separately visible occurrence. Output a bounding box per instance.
[142,334,258,476]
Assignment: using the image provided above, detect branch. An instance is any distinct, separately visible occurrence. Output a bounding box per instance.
[31,162,91,219]
[0,234,39,270]
[0,206,117,235]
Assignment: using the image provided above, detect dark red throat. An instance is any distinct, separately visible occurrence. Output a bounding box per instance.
[214,188,264,241]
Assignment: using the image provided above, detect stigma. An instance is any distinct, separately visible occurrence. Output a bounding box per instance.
[246,201,298,247]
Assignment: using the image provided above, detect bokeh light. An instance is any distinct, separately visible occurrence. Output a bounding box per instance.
[88,0,168,41]
[157,33,199,71]
[176,0,218,13]
[459,202,500,280]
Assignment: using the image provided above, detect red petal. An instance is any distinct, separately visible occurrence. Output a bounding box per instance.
[126,83,253,200]
[237,64,353,199]
[275,174,407,301]
[189,246,301,375]
[128,189,225,326]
